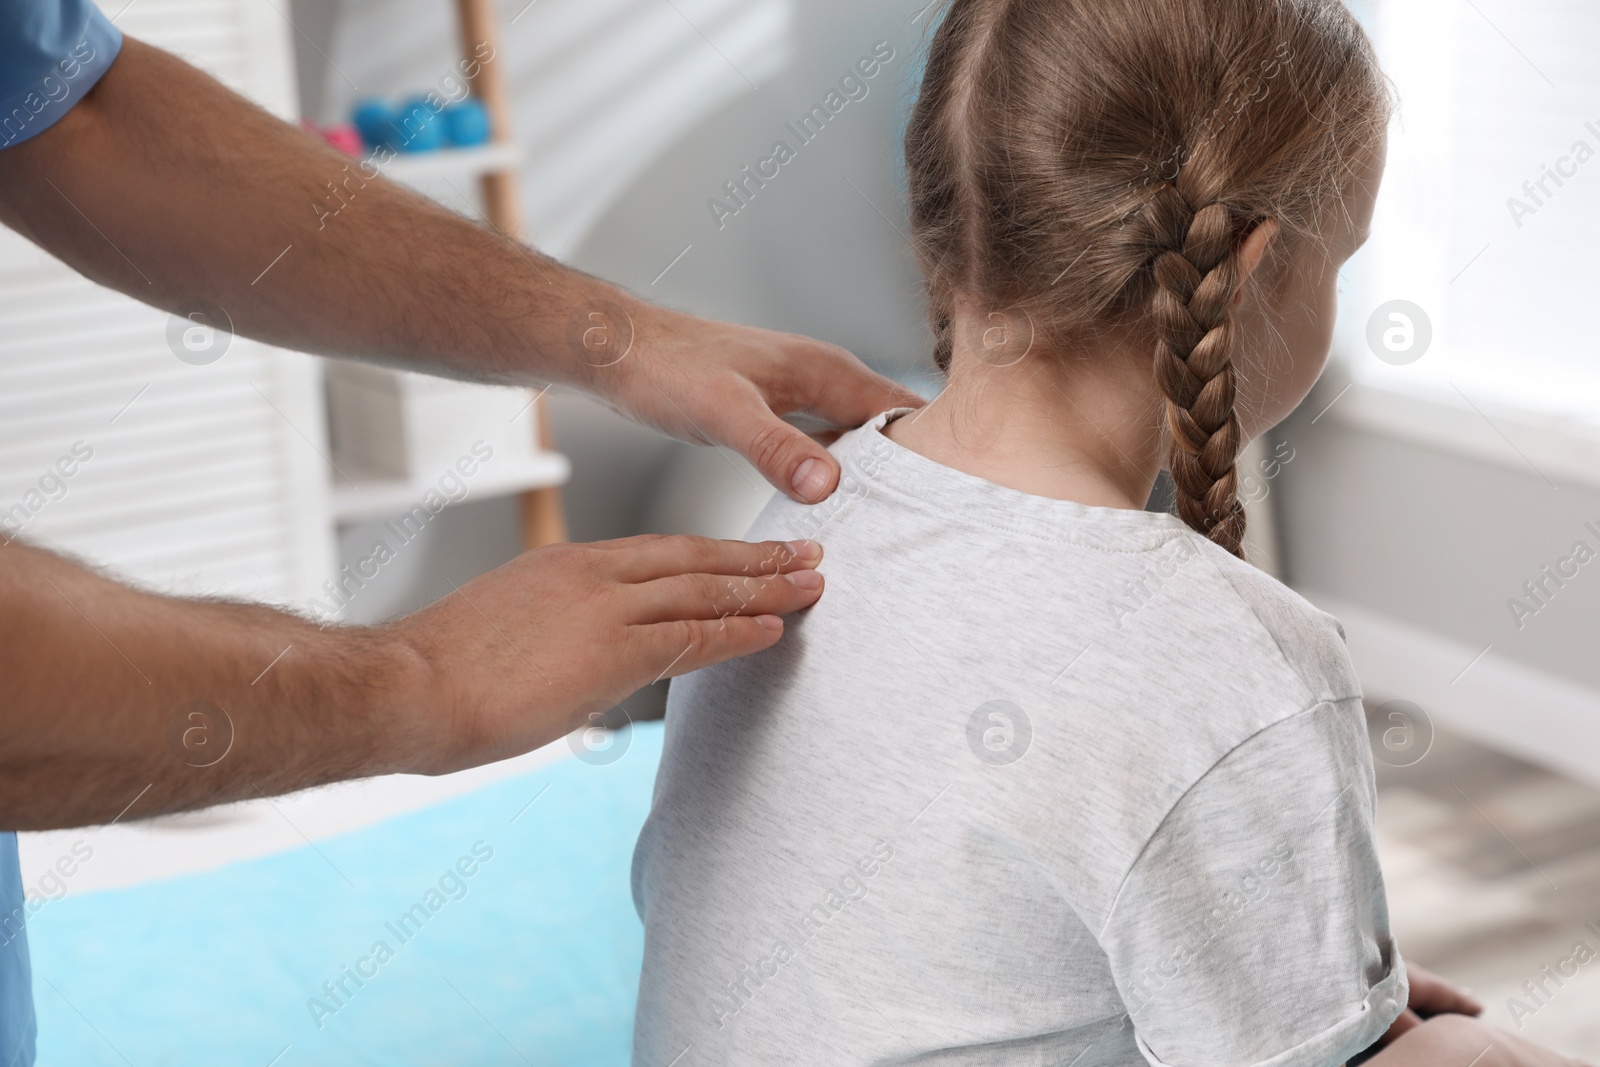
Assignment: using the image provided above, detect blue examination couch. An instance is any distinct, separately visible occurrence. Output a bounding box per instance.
[28,724,663,1066]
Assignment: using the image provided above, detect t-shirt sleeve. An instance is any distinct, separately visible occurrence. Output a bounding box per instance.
[0,0,124,150]
[1099,698,1407,1067]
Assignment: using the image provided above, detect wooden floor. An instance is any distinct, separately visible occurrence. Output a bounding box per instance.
[1373,717,1600,1055]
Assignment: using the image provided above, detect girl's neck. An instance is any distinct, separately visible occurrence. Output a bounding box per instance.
[884,332,1165,512]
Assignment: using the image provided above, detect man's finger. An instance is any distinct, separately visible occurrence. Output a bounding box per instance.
[1417,982,1484,1017]
[1407,964,1484,1017]
[630,569,823,624]
[589,534,670,551]
[609,535,822,583]
[635,615,787,679]
[780,338,925,429]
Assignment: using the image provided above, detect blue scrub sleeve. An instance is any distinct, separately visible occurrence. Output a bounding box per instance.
[0,834,34,1067]
[0,0,125,150]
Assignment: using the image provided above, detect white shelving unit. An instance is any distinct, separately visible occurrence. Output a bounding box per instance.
[331,451,570,523]
[321,136,571,534]
[323,0,568,549]
[380,141,522,184]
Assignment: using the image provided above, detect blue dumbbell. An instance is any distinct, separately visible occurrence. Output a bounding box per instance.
[351,99,396,150]
[443,99,491,147]
[393,96,446,153]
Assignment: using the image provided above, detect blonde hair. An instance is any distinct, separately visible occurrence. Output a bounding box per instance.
[905,0,1390,556]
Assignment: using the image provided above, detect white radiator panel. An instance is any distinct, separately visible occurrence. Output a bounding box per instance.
[0,0,334,607]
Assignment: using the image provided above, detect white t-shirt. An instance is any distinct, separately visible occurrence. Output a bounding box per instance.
[632,411,1407,1067]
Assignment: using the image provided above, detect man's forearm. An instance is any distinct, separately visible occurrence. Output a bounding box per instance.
[0,33,924,504]
[0,36,615,390]
[0,541,430,830]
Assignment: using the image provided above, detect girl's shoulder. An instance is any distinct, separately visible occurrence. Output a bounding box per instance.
[1189,537,1362,708]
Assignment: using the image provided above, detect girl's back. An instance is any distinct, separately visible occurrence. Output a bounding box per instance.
[633,414,1403,1065]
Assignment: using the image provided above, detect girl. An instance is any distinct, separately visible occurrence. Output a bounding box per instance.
[633,2,1588,1065]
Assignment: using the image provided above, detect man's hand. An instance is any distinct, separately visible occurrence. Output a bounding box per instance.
[591,303,922,503]
[388,535,826,775]
[1378,962,1484,1046]
[0,536,825,828]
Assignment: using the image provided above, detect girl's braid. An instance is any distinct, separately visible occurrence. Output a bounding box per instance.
[1143,185,1247,557]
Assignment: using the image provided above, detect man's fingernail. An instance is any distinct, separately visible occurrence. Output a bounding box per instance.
[787,568,823,590]
[790,458,831,502]
[786,539,822,562]
[756,615,783,632]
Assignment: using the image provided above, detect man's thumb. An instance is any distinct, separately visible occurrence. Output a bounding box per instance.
[739,412,841,503]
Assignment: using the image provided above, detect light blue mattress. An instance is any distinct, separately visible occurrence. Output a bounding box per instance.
[29,723,663,1066]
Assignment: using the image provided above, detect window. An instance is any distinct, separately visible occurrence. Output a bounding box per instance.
[1338,0,1600,423]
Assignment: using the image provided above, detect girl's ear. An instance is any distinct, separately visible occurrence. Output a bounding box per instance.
[1232,218,1281,307]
